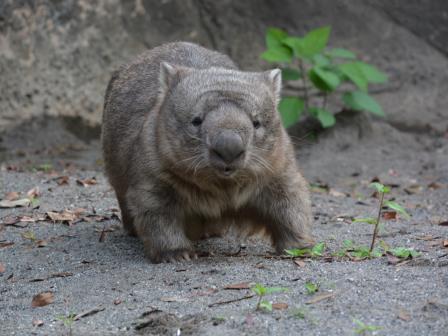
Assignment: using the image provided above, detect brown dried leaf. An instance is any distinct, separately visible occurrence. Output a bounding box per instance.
[113,299,122,305]
[55,176,69,185]
[0,263,5,273]
[76,178,97,187]
[224,282,251,290]
[398,309,411,321]
[27,187,40,199]
[305,292,335,305]
[387,254,402,265]
[36,240,48,248]
[428,182,443,189]
[31,291,54,307]
[272,302,288,310]
[0,241,14,248]
[73,306,105,321]
[32,319,44,327]
[443,240,448,248]
[1,216,20,225]
[160,296,188,302]
[5,192,19,201]
[294,260,306,268]
[382,211,397,220]
[0,198,30,208]
[46,210,78,223]
[329,189,346,197]
[438,221,448,227]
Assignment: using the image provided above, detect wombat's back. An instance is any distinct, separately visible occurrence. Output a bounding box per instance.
[102,42,237,190]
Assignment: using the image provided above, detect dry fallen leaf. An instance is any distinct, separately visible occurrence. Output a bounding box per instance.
[294,260,306,268]
[0,263,5,273]
[4,192,19,201]
[31,292,54,307]
[439,221,448,227]
[428,182,442,189]
[329,189,346,197]
[27,187,40,199]
[398,309,411,321]
[443,240,448,248]
[305,292,335,305]
[387,254,402,265]
[160,296,188,303]
[113,299,122,305]
[74,306,105,321]
[76,178,97,187]
[0,198,30,208]
[32,319,44,327]
[272,302,288,310]
[382,211,397,220]
[36,240,48,248]
[46,210,78,223]
[0,241,14,248]
[224,282,251,290]
[55,175,69,185]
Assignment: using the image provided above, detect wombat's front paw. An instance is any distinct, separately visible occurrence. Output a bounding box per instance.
[149,248,198,264]
[274,236,316,255]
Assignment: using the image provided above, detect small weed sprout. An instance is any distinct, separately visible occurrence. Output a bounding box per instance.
[251,283,288,312]
[285,242,325,258]
[261,27,388,128]
[353,182,410,254]
[304,282,319,295]
[56,312,76,336]
[353,318,381,335]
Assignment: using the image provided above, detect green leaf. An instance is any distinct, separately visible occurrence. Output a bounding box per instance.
[259,300,273,311]
[352,217,377,225]
[281,68,301,81]
[343,240,354,249]
[311,242,326,256]
[251,283,266,296]
[370,248,383,258]
[309,107,336,128]
[261,48,293,63]
[266,27,288,49]
[305,282,319,295]
[356,61,388,83]
[285,248,310,257]
[308,67,340,92]
[326,48,356,59]
[384,201,411,219]
[278,97,305,128]
[312,54,330,67]
[343,91,385,117]
[300,26,331,58]
[369,182,388,193]
[264,287,289,295]
[390,247,420,259]
[338,62,368,91]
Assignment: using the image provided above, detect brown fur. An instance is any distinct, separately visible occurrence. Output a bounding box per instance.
[102,42,314,263]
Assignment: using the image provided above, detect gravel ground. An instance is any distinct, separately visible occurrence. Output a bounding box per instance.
[1,117,447,335]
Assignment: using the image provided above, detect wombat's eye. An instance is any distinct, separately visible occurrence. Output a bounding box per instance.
[191,117,203,127]
[253,120,261,129]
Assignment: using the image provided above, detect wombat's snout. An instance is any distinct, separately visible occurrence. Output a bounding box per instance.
[209,130,245,174]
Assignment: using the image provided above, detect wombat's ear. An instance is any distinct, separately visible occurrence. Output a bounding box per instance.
[264,69,282,102]
[159,62,179,92]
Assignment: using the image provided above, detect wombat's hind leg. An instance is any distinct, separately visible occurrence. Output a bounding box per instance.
[117,195,137,237]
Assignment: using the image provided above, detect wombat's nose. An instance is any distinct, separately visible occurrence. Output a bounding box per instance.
[211,130,245,164]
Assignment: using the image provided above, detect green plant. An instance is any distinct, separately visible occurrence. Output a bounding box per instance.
[261,27,388,128]
[56,312,76,336]
[353,318,381,335]
[304,282,319,295]
[353,182,410,253]
[251,283,288,311]
[285,242,326,258]
[334,240,382,260]
[390,247,420,259]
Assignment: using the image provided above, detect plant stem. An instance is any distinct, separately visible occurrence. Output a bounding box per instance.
[370,191,385,252]
[322,93,328,110]
[298,59,309,113]
[256,295,262,310]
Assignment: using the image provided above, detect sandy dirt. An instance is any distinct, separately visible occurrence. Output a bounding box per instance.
[0,116,447,335]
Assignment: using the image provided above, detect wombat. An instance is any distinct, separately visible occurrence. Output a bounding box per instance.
[102,42,314,263]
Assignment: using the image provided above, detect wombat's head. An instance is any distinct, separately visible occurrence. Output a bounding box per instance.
[157,63,284,182]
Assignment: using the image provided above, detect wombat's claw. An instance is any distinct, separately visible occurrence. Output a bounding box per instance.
[157,249,198,263]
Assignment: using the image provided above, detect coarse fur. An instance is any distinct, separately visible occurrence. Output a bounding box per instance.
[102,42,314,263]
